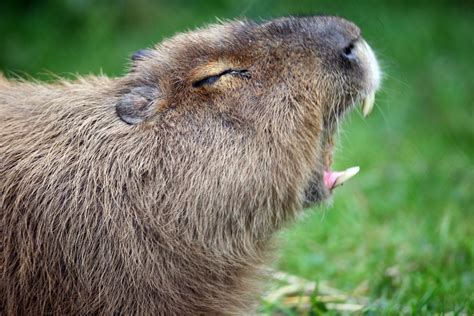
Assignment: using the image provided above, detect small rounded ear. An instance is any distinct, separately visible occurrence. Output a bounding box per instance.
[131,49,154,62]
[116,86,160,125]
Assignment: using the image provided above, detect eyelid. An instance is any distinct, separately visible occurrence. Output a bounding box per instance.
[192,69,250,88]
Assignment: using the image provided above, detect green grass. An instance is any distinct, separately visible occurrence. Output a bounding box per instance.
[1,0,473,314]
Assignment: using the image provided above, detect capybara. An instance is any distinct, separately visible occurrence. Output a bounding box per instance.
[1,16,381,315]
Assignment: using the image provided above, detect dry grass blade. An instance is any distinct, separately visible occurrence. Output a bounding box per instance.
[262,270,369,314]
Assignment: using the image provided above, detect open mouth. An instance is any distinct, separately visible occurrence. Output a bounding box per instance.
[303,37,380,206]
[303,90,377,206]
[323,91,376,191]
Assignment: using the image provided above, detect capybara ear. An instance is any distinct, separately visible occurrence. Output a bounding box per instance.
[115,85,160,124]
[130,49,154,62]
[130,49,155,72]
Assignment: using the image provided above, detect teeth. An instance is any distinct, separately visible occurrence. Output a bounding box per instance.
[362,92,375,117]
[334,166,360,188]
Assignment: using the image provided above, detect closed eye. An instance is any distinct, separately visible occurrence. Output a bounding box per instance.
[192,69,250,88]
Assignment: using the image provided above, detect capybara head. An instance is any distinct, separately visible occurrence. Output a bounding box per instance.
[1,16,380,315]
[116,16,380,207]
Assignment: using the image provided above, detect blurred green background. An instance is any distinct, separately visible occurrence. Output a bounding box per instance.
[1,0,473,314]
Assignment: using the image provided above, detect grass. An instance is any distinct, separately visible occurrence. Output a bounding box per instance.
[1,0,473,314]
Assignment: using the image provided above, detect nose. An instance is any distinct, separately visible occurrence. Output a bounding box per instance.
[341,41,357,61]
[312,16,361,61]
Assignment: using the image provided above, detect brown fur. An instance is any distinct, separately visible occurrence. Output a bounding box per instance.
[1,17,378,315]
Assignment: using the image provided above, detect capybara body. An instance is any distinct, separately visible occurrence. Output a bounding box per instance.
[1,17,380,315]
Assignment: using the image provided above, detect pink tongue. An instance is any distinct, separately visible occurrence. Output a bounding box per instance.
[324,170,343,190]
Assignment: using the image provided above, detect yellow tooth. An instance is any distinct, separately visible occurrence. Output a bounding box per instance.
[362,92,375,117]
[334,166,360,188]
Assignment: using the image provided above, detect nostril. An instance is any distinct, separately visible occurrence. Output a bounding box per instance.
[341,42,356,61]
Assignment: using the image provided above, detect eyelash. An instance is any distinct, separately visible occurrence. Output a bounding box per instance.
[192,69,250,88]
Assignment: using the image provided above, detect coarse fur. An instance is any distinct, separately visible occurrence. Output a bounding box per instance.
[0,17,379,315]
